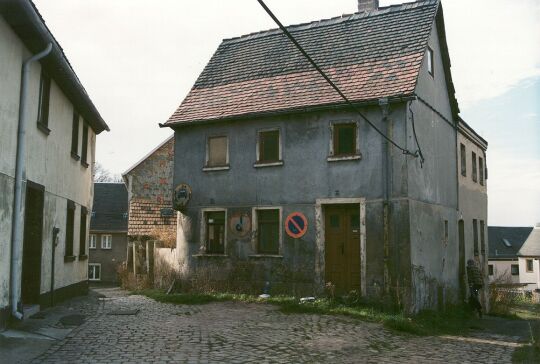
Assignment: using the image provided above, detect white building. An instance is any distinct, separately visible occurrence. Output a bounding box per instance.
[488,226,536,290]
[0,0,109,329]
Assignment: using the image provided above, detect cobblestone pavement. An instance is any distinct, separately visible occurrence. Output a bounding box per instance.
[32,288,520,363]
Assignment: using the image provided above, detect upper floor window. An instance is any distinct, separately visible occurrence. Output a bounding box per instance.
[71,111,80,160]
[89,234,96,249]
[479,157,484,186]
[473,219,479,256]
[526,259,534,273]
[471,152,478,183]
[204,211,226,254]
[511,264,519,276]
[101,234,112,249]
[332,122,358,157]
[460,143,466,177]
[37,71,51,133]
[81,123,89,168]
[206,136,228,168]
[256,209,280,255]
[427,47,434,76]
[257,129,281,164]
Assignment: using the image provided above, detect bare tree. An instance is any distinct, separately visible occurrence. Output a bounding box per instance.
[93,162,122,182]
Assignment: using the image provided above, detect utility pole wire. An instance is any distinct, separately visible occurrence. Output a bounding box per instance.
[256,0,420,157]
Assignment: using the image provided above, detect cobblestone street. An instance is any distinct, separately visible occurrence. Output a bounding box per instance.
[23,288,520,363]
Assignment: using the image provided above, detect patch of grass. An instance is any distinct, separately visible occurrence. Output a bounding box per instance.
[134,289,476,337]
[513,344,540,363]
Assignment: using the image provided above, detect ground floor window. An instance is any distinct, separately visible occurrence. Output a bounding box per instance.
[526,259,534,272]
[89,264,101,281]
[205,211,226,254]
[511,264,519,276]
[488,264,493,276]
[257,209,280,255]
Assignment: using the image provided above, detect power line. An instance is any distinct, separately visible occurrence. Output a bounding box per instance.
[256,0,420,158]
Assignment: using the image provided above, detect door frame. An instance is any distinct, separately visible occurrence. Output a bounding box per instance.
[315,198,366,296]
[22,180,45,304]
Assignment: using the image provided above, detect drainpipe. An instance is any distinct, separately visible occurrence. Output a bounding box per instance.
[50,227,60,307]
[379,98,391,296]
[10,43,53,320]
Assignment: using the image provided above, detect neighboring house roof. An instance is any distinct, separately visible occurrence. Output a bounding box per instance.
[488,226,533,259]
[90,183,128,232]
[0,0,109,134]
[164,0,456,127]
[122,134,174,177]
[518,224,540,258]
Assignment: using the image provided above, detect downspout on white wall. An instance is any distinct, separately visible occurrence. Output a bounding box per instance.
[10,43,52,320]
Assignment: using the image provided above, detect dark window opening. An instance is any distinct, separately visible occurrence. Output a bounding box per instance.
[527,259,534,272]
[333,123,357,156]
[81,124,89,167]
[427,47,434,76]
[444,220,449,241]
[472,152,478,183]
[79,207,87,257]
[479,157,484,186]
[460,143,466,177]
[511,264,519,276]
[206,211,225,254]
[37,71,51,130]
[473,219,478,256]
[257,209,279,255]
[258,130,280,163]
[480,220,485,255]
[71,111,80,159]
[488,264,494,276]
[65,200,75,258]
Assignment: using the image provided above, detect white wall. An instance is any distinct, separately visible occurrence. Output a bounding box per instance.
[519,257,540,290]
[0,14,96,310]
[488,260,520,284]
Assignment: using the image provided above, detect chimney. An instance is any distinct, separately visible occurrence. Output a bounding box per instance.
[358,0,379,13]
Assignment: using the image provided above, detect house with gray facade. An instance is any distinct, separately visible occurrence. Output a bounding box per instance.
[89,183,128,284]
[0,0,109,328]
[162,0,487,311]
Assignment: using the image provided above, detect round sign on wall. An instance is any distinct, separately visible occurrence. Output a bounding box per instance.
[173,183,191,211]
[285,212,308,239]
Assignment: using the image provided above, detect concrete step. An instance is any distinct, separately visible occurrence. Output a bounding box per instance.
[23,304,40,319]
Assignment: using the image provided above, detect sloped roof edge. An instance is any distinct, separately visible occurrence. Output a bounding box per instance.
[122,134,174,177]
[0,0,109,134]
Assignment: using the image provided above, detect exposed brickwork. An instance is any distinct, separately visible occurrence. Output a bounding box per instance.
[125,137,176,238]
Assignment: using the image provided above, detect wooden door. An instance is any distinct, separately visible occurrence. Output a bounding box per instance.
[324,205,361,294]
[22,182,44,304]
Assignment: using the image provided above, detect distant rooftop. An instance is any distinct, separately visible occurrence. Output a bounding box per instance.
[488,226,533,259]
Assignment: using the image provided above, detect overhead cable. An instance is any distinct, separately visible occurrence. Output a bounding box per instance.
[256,0,421,158]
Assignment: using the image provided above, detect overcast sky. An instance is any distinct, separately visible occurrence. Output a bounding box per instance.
[33,0,539,226]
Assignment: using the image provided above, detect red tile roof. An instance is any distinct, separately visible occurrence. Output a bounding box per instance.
[165,0,440,126]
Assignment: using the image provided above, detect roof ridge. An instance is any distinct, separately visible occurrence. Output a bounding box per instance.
[223,0,438,44]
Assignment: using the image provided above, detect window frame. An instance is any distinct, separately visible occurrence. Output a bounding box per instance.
[79,206,88,258]
[427,47,434,77]
[200,208,228,255]
[479,156,484,186]
[64,200,76,260]
[81,123,89,168]
[255,128,282,167]
[511,264,519,276]
[89,234,97,249]
[488,264,494,276]
[251,206,282,256]
[473,219,479,256]
[101,234,112,250]
[37,70,51,134]
[471,151,478,183]
[71,111,80,160]
[204,135,229,171]
[328,121,361,161]
[88,263,101,281]
[443,220,449,243]
[480,220,486,256]
[460,143,466,177]
[526,259,534,273]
